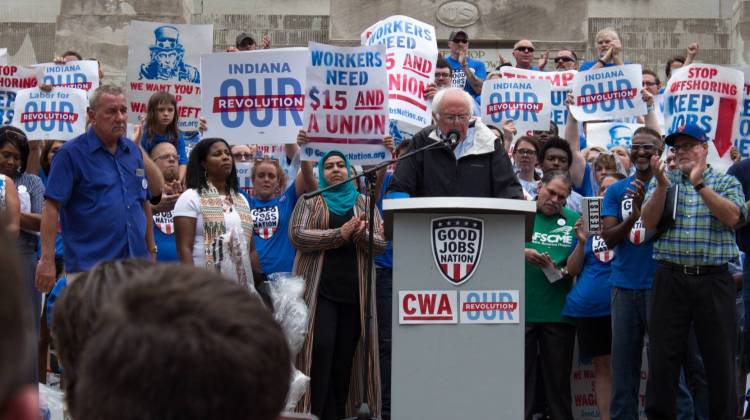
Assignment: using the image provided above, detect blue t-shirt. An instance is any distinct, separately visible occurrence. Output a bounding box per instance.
[249,184,299,274]
[727,158,750,253]
[579,60,632,72]
[445,55,487,97]
[601,175,657,289]
[142,129,188,164]
[562,235,613,317]
[375,172,394,269]
[153,210,178,262]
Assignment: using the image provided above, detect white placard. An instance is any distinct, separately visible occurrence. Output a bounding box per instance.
[301,42,389,165]
[481,78,551,132]
[0,65,42,125]
[201,48,308,145]
[571,64,646,122]
[38,60,100,97]
[126,21,213,131]
[585,122,643,150]
[664,64,743,171]
[11,87,87,141]
[361,15,438,130]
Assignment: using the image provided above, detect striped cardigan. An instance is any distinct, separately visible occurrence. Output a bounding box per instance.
[289,194,387,416]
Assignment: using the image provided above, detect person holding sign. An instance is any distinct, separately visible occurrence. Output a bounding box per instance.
[579,28,625,71]
[388,87,522,199]
[641,122,746,419]
[444,31,486,98]
[249,130,317,278]
[290,150,386,419]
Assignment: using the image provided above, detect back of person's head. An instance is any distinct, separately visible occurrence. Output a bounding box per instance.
[72,265,291,420]
[52,259,155,411]
[0,226,36,420]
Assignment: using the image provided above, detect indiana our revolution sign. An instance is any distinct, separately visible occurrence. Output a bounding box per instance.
[201,48,307,145]
[570,64,646,122]
[302,42,389,165]
[126,21,212,132]
[0,65,41,125]
[361,15,437,131]
[733,67,750,160]
[11,87,87,140]
[480,78,551,133]
[664,64,743,171]
[37,60,100,97]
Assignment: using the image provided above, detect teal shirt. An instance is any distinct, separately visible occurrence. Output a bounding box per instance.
[646,167,746,266]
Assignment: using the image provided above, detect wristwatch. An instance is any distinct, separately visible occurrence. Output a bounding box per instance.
[693,182,705,192]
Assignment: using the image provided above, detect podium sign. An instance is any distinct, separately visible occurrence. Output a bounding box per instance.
[384,197,534,419]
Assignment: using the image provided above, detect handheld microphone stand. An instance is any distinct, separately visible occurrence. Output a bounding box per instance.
[303,133,457,420]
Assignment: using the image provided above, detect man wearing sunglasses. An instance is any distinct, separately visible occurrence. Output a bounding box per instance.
[641,122,746,419]
[554,49,578,71]
[444,30,486,99]
[512,39,542,71]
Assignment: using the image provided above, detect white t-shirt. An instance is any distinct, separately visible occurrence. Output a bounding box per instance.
[173,188,249,266]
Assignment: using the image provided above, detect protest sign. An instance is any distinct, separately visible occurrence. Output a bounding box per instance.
[11,87,87,141]
[201,48,307,145]
[733,67,750,160]
[302,42,388,165]
[236,162,253,197]
[571,64,646,122]
[585,122,642,150]
[38,60,99,97]
[500,67,577,133]
[0,49,6,66]
[361,15,437,130]
[0,65,41,125]
[126,21,212,132]
[481,78,551,133]
[664,64,743,171]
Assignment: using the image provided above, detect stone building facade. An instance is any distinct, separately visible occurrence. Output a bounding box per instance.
[0,0,747,86]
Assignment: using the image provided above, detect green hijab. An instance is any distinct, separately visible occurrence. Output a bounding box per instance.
[318,151,359,216]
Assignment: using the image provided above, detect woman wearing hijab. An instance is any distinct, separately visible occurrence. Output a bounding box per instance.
[290,150,387,419]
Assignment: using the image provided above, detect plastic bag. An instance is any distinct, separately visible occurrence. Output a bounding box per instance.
[39,383,65,420]
[267,272,311,411]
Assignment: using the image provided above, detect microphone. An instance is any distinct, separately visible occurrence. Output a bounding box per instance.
[444,130,460,148]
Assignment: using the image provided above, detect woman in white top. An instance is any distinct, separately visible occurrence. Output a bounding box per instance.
[173,138,258,292]
[0,173,20,237]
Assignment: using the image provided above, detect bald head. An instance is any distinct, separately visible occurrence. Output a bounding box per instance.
[513,39,535,69]
[150,142,179,182]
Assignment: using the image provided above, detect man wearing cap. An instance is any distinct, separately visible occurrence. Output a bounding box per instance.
[139,25,199,83]
[641,122,746,419]
[233,32,272,52]
[444,30,486,99]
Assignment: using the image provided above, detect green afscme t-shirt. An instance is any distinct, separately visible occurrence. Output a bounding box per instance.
[525,208,579,324]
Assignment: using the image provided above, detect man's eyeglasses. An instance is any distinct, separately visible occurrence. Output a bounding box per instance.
[434,72,452,79]
[439,113,471,123]
[233,153,253,161]
[515,47,534,53]
[452,39,468,44]
[643,81,659,87]
[154,153,179,162]
[630,144,657,152]
[554,56,575,63]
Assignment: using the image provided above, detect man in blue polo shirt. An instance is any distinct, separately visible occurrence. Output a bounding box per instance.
[600,126,661,419]
[444,30,486,99]
[36,85,163,291]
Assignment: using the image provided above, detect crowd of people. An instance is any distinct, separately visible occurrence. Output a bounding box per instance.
[0,23,749,420]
